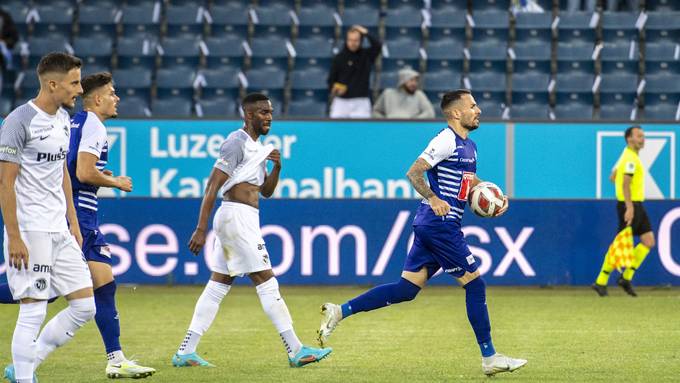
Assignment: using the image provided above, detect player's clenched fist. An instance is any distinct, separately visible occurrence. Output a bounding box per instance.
[116,175,133,192]
[188,228,207,255]
[8,236,29,270]
[428,195,451,216]
[267,149,282,169]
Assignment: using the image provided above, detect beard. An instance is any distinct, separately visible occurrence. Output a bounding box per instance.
[463,121,479,131]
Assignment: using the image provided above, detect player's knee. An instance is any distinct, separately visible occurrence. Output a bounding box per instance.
[463,276,486,293]
[70,297,97,322]
[396,278,421,302]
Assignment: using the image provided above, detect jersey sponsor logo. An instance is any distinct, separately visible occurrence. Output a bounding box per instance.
[39,135,49,141]
[457,172,475,201]
[0,145,17,155]
[33,264,52,273]
[37,147,67,162]
[444,266,462,273]
[466,254,475,265]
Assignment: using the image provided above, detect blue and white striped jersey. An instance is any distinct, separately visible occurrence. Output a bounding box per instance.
[67,111,109,229]
[413,127,477,226]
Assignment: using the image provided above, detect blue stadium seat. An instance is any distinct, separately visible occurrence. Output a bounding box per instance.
[470,10,510,45]
[471,0,511,11]
[121,3,161,38]
[73,36,113,68]
[644,42,680,75]
[152,97,193,117]
[297,3,337,40]
[428,6,466,43]
[601,12,639,44]
[556,42,595,76]
[200,67,240,100]
[81,65,110,77]
[599,73,638,97]
[16,70,40,100]
[159,36,201,69]
[252,3,293,39]
[379,70,400,90]
[512,72,550,93]
[510,95,549,119]
[599,73,638,119]
[204,35,244,70]
[512,41,551,75]
[644,0,680,11]
[117,96,150,117]
[259,0,296,7]
[514,12,553,44]
[197,96,238,117]
[644,73,680,94]
[468,43,508,77]
[245,67,286,91]
[116,36,158,69]
[342,5,380,32]
[425,39,464,72]
[555,72,594,93]
[554,92,594,120]
[287,98,327,117]
[112,68,152,101]
[430,0,466,11]
[27,37,71,67]
[422,70,461,92]
[1,1,30,37]
[598,102,637,120]
[345,0,380,9]
[300,0,339,7]
[208,3,249,38]
[290,67,327,91]
[385,5,424,40]
[643,93,679,120]
[476,95,506,118]
[165,3,206,38]
[644,12,680,44]
[249,36,291,70]
[600,42,639,75]
[467,72,506,92]
[293,36,335,70]
[33,5,74,38]
[77,4,118,39]
[556,12,596,45]
[383,37,422,72]
[156,67,196,99]
[0,96,12,117]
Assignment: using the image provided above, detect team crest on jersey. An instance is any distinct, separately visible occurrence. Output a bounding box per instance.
[263,254,270,265]
[34,278,47,291]
[63,124,70,137]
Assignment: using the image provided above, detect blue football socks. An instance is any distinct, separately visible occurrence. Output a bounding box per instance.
[94,281,122,354]
[464,277,496,357]
[343,278,421,318]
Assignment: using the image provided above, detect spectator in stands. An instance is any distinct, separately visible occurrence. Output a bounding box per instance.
[372,67,434,119]
[566,0,639,11]
[0,8,19,99]
[327,25,382,119]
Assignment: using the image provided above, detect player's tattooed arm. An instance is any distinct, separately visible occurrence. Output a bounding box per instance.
[189,168,229,255]
[261,149,282,198]
[406,158,435,199]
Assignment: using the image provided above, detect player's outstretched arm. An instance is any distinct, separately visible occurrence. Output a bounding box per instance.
[260,149,282,198]
[188,167,229,255]
[63,161,83,248]
[0,161,29,269]
[76,152,132,192]
[406,158,450,216]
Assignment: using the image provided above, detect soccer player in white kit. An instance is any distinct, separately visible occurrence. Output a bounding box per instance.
[0,53,96,383]
[171,93,332,368]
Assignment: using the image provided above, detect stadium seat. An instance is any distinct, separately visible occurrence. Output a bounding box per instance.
[112,68,152,100]
[116,36,158,70]
[152,97,193,117]
[427,5,466,43]
[471,0,511,11]
[165,3,206,38]
[383,37,422,72]
[287,98,327,117]
[512,41,552,75]
[512,72,550,93]
[33,4,74,38]
[159,36,201,69]
[430,0,466,12]
[116,96,150,117]
[600,42,640,75]
[204,35,245,70]
[510,101,549,119]
[345,0,381,9]
[121,3,161,38]
[599,73,639,94]
[342,5,380,32]
[422,70,462,92]
[73,36,113,68]
[598,102,637,120]
[156,67,196,99]
[245,67,286,91]
[642,93,679,120]
[467,72,507,93]
[425,39,464,72]
[81,65,110,77]
[553,92,594,120]
[249,35,291,70]
[601,12,639,44]
[1,1,30,37]
[197,96,238,117]
[297,3,338,40]
[644,12,680,44]
[468,43,508,77]
[15,70,40,101]
[476,96,506,118]
[555,72,594,93]
[556,12,596,45]
[27,37,71,67]
[290,67,327,91]
[556,42,595,76]
[644,73,680,94]
[514,13,553,44]
[384,5,424,40]
[644,0,680,11]
[208,3,249,38]
[644,42,680,76]
[252,3,294,40]
[470,10,510,45]
[77,4,118,39]
[199,67,240,100]
[379,70,400,90]
[293,36,335,70]
[0,96,12,117]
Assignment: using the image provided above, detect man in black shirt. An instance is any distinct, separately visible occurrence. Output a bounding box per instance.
[327,25,382,118]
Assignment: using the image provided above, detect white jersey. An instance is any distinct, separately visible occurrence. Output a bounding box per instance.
[0,101,71,232]
[214,129,273,196]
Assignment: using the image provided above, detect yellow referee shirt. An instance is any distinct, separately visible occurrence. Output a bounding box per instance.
[615,147,645,202]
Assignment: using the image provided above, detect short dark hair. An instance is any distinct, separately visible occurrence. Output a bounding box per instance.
[624,125,641,141]
[440,89,472,113]
[37,52,82,77]
[82,72,113,97]
[242,93,270,109]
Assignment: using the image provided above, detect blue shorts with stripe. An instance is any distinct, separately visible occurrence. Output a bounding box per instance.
[403,224,478,279]
[81,228,111,265]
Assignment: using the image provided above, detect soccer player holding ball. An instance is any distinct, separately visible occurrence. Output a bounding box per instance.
[318,90,527,377]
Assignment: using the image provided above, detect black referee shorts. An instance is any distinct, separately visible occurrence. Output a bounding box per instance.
[616,201,653,236]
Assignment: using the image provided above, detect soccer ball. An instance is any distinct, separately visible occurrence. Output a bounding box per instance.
[468,182,506,218]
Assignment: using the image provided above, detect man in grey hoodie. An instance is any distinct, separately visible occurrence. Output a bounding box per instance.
[372,67,435,119]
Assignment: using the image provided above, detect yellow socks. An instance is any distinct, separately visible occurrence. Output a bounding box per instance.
[623,243,650,281]
[595,257,614,286]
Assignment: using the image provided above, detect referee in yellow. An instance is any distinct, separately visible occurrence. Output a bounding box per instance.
[592,125,656,297]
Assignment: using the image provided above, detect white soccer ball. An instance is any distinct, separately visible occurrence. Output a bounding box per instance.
[468,182,506,218]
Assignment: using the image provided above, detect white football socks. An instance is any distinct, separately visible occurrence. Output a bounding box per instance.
[255,278,302,357]
[178,280,231,355]
[12,301,48,382]
[34,297,96,369]
[107,350,126,365]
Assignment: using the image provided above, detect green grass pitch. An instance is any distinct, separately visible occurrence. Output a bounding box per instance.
[1,285,679,382]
